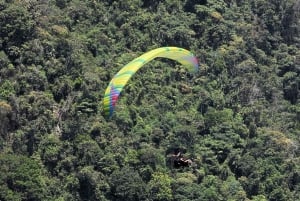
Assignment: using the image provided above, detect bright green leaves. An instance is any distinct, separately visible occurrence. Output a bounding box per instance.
[149,171,173,201]
[0,80,15,100]
[0,0,298,200]
[204,107,233,128]
[0,154,47,201]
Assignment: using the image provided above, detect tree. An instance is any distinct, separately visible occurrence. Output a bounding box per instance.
[0,80,15,100]
[109,166,148,201]
[0,154,47,200]
[148,171,173,201]
[0,3,35,48]
[77,166,110,201]
[0,101,12,142]
[0,0,299,200]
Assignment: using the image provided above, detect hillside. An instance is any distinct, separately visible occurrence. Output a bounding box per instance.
[0,0,299,200]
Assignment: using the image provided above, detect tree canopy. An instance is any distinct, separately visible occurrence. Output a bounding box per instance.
[0,0,299,200]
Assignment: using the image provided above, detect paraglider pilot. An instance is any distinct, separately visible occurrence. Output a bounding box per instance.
[172,151,193,168]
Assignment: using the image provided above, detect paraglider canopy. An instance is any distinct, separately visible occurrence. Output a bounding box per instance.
[102,47,199,118]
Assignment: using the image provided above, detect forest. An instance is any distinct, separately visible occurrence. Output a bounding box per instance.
[0,0,299,200]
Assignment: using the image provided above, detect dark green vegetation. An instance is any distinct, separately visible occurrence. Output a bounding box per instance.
[0,0,299,200]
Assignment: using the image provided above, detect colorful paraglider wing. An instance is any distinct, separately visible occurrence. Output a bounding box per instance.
[103,47,199,117]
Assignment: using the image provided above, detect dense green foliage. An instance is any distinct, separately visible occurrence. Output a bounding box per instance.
[0,0,299,200]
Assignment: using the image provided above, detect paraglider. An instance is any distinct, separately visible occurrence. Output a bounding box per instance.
[172,151,193,168]
[103,47,199,117]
